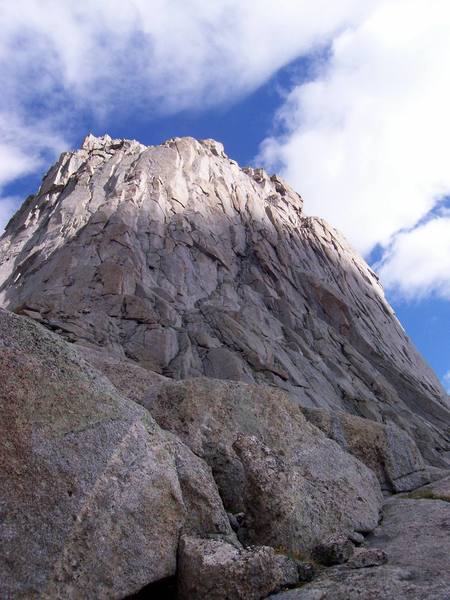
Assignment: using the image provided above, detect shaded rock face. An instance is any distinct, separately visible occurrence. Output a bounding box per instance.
[0,134,449,466]
[0,309,233,599]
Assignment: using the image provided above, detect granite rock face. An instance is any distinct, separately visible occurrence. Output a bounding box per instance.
[0,134,449,466]
[1,134,450,598]
[270,494,450,600]
[301,408,430,492]
[177,535,299,600]
[150,377,383,554]
[0,309,232,598]
[0,307,380,598]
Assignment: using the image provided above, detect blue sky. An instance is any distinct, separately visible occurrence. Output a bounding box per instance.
[0,1,449,390]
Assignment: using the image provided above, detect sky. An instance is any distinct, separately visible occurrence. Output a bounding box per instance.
[0,0,449,390]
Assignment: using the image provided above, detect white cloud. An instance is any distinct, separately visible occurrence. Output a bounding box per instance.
[259,0,450,299]
[0,113,67,232]
[377,212,450,299]
[0,114,66,186]
[0,1,374,113]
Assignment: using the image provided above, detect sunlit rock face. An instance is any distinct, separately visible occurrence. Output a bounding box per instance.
[0,134,449,465]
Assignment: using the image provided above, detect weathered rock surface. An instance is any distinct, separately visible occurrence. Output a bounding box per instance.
[0,134,448,466]
[177,535,299,600]
[150,377,383,554]
[76,343,169,406]
[0,309,232,598]
[312,535,354,566]
[1,134,450,597]
[400,473,450,502]
[270,495,450,599]
[301,408,429,492]
[347,547,387,569]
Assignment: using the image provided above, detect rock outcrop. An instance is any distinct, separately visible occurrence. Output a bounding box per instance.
[1,134,450,598]
[0,134,448,466]
[270,491,450,599]
[0,307,381,598]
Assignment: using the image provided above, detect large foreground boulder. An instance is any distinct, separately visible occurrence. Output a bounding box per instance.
[149,377,383,554]
[0,310,232,598]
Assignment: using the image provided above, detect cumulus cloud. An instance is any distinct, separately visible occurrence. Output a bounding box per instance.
[0,113,67,232]
[0,114,66,186]
[0,1,373,113]
[260,0,450,298]
[377,212,450,299]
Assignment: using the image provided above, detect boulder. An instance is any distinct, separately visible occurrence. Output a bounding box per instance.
[312,536,354,566]
[177,535,299,600]
[348,548,388,569]
[269,493,450,599]
[170,437,234,537]
[233,434,366,555]
[301,408,430,492]
[0,309,231,598]
[150,377,383,554]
